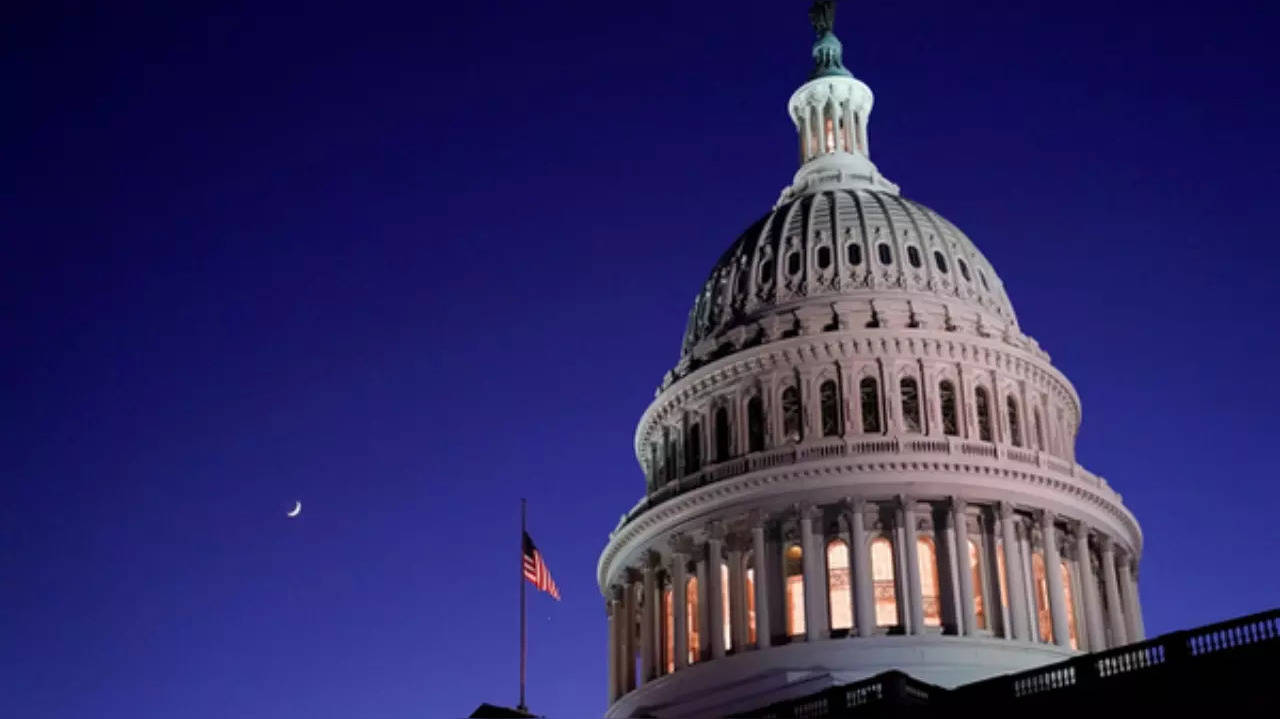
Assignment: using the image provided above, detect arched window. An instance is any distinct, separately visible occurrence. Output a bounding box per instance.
[1032,553,1053,643]
[871,537,898,626]
[782,386,802,443]
[817,245,832,270]
[847,243,863,266]
[787,251,801,275]
[918,536,942,627]
[820,379,841,437]
[1034,408,1045,451]
[1007,396,1022,448]
[968,539,988,630]
[1061,560,1079,650]
[900,377,922,433]
[827,539,853,632]
[747,396,765,452]
[939,380,959,436]
[785,544,806,637]
[686,576,701,663]
[907,246,922,268]
[877,243,893,265]
[975,387,993,442]
[686,422,703,471]
[663,582,674,674]
[860,377,882,433]
[720,562,732,652]
[714,407,731,462]
[744,553,757,645]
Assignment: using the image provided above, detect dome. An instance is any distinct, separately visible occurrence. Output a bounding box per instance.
[679,189,1019,363]
[599,5,1145,718]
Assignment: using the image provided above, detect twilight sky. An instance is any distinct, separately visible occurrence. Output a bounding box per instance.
[4,1,1279,718]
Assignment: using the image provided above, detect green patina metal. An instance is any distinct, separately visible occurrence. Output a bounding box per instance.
[808,1,851,79]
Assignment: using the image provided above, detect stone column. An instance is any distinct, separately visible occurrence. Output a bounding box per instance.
[751,517,772,648]
[641,561,657,681]
[952,498,977,635]
[727,539,747,652]
[799,507,828,641]
[1122,555,1145,642]
[670,542,689,669]
[1099,535,1128,647]
[707,526,726,659]
[1039,512,1071,647]
[623,570,639,691]
[1073,523,1105,652]
[899,496,924,634]
[936,503,962,633]
[607,594,618,702]
[998,503,1031,640]
[847,498,875,637]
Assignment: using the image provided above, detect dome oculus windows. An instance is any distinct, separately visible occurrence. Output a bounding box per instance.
[907,246,922,268]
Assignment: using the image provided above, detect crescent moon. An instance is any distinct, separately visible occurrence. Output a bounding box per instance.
[287,501,302,518]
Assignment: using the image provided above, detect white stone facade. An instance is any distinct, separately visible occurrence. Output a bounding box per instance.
[597,5,1144,718]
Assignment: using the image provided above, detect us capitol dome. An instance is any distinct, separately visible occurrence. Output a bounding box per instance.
[597,4,1145,717]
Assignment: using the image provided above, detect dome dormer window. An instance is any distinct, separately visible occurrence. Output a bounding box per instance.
[934,251,949,273]
[907,246,922,268]
[877,243,893,265]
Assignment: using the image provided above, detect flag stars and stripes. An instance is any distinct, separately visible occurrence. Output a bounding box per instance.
[523,531,560,600]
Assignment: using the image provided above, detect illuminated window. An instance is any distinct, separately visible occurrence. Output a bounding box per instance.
[782,386,802,443]
[900,377,922,433]
[820,380,841,437]
[1032,553,1053,643]
[918,536,942,627]
[720,562,732,652]
[686,576,701,663]
[785,544,805,637]
[827,539,853,631]
[663,584,674,674]
[686,422,702,471]
[744,554,757,645]
[747,396,765,452]
[969,539,987,630]
[871,537,898,626]
[860,377,882,433]
[975,387,993,442]
[714,407,731,462]
[940,380,959,436]
[1061,560,1079,649]
[1007,396,1022,448]
[824,115,836,152]
[996,539,1009,613]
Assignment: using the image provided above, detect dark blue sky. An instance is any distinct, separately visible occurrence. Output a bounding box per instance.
[4,1,1279,717]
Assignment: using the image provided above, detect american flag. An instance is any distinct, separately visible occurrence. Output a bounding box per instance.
[522,531,560,600]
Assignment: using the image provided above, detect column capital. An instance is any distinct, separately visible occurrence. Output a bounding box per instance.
[747,509,769,530]
[895,493,916,512]
[668,532,695,556]
[610,584,626,602]
[1097,533,1114,553]
[643,549,663,572]
[948,495,968,513]
[624,566,644,584]
[706,520,727,542]
[1067,517,1089,537]
[997,501,1018,520]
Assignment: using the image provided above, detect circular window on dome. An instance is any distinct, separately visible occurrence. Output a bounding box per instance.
[817,246,831,270]
[787,251,801,275]
[934,251,948,273]
[877,243,893,265]
[907,246,922,268]
[847,244,862,266]
[958,259,971,282]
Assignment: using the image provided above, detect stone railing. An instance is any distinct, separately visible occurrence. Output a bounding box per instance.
[957,608,1280,702]
[620,434,1107,532]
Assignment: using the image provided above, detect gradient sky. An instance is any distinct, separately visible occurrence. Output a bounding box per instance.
[5,1,1279,718]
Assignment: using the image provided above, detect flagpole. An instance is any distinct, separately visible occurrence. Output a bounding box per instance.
[519,497,528,713]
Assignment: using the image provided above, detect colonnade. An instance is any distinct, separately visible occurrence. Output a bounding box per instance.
[605,496,1143,702]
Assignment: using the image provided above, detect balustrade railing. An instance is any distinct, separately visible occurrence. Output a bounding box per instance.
[629,431,1116,529]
